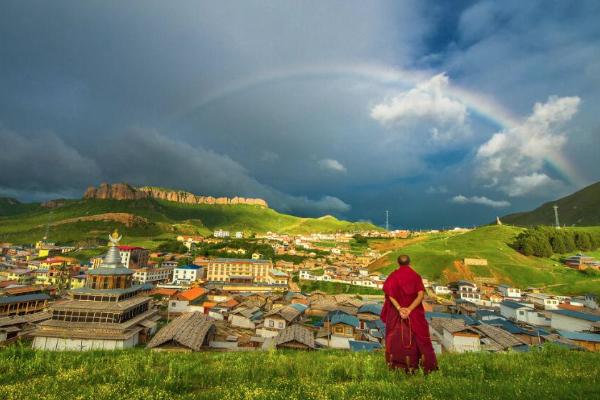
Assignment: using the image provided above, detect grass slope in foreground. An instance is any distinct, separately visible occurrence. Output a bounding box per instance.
[1,346,598,400]
[0,198,379,245]
[374,225,600,296]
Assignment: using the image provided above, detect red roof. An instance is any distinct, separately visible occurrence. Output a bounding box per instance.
[118,246,145,251]
[176,287,207,301]
[220,298,239,309]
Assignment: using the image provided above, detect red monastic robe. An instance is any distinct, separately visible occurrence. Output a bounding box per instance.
[381,265,438,373]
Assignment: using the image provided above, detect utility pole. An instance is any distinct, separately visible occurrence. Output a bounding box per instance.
[553,205,560,229]
[385,210,389,231]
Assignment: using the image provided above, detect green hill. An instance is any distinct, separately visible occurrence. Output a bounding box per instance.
[1,346,598,400]
[0,197,379,246]
[372,225,600,296]
[501,181,600,226]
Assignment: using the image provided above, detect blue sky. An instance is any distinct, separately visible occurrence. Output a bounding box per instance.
[1,1,599,228]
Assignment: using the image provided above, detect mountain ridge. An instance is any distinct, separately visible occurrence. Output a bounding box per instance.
[83,182,269,208]
[500,181,600,226]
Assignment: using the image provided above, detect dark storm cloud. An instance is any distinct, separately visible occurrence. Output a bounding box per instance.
[1,1,599,227]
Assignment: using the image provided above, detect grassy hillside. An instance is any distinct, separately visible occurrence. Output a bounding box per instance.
[373,225,600,296]
[0,346,598,400]
[0,198,379,246]
[502,181,600,226]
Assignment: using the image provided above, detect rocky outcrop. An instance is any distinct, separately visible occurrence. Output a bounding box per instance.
[83,183,268,208]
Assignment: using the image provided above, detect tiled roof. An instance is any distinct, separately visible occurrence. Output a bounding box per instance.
[176,287,207,301]
[147,312,214,351]
[558,330,600,343]
[358,303,383,315]
[500,300,530,310]
[275,324,315,349]
[0,293,51,305]
[329,311,359,327]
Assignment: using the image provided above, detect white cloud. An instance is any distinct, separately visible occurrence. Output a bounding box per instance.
[476,96,580,196]
[451,195,510,208]
[370,73,469,143]
[506,173,561,197]
[318,158,347,173]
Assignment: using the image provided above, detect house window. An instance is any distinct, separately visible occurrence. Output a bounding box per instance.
[278,322,284,329]
[171,302,177,307]
[269,320,274,327]
[518,311,525,315]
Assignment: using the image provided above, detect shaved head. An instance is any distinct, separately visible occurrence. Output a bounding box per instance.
[397,254,411,266]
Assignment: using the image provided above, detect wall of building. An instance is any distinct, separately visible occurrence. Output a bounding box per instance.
[32,334,138,351]
[551,314,593,332]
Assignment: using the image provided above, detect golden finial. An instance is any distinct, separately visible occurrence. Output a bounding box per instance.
[108,229,122,246]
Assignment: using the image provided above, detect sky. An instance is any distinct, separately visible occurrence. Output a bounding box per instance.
[1,1,599,229]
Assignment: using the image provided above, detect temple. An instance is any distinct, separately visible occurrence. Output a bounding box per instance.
[32,230,159,350]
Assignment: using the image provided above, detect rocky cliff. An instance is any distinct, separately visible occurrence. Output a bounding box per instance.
[83,183,268,208]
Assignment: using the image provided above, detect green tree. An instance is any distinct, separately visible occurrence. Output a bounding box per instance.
[575,232,592,251]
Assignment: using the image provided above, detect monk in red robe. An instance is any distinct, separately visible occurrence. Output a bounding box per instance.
[381,254,438,373]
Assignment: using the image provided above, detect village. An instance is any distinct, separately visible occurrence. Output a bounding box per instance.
[1,228,600,354]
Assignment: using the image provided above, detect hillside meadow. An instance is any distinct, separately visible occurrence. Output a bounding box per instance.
[0,198,379,245]
[374,225,600,296]
[0,345,598,400]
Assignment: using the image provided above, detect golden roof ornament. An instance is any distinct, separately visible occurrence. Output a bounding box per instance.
[108,229,122,247]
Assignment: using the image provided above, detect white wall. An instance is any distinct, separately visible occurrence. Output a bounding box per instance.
[551,314,594,332]
[32,334,138,351]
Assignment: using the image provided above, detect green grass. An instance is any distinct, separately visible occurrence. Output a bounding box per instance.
[0,346,598,400]
[0,198,380,247]
[375,225,600,296]
[299,279,382,295]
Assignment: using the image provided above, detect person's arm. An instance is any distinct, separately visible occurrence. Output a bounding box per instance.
[387,295,402,314]
[399,290,424,318]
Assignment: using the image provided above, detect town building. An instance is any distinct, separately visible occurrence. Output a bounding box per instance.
[173,265,204,285]
[525,293,560,310]
[551,309,600,332]
[497,284,522,298]
[147,312,215,352]
[0,293,50,317]
[168,287,207,314]
[132,266,173,284]
[32,231,158,351]
[206,258,288,286]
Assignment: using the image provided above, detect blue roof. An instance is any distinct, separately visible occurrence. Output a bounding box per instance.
[365,319,385,331]
[176,264,200,270]
[486,318,524,334]
[552,309,600,322]
[290,303,308,312]
[358,303,383,315]
[476,309,500,319]
[328,311,359,327]
[426,312,478,326]
[0,293,51,305]
[501,300,529,310]
[558,330,600,343]
[349,340,382,352]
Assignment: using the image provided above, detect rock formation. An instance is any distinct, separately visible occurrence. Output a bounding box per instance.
[83,183,268,208]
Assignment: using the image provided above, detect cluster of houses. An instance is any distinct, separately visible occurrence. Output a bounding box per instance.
[2,233,600,354]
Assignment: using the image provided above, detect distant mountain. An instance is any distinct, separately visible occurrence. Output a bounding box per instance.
[501,181,600,226]
[84,182,269,208]
[0,184,380,245]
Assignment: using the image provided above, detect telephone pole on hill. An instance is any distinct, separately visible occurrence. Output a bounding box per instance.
[385,210,389,231]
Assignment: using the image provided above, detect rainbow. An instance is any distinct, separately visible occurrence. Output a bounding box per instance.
[171,63,586,187]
